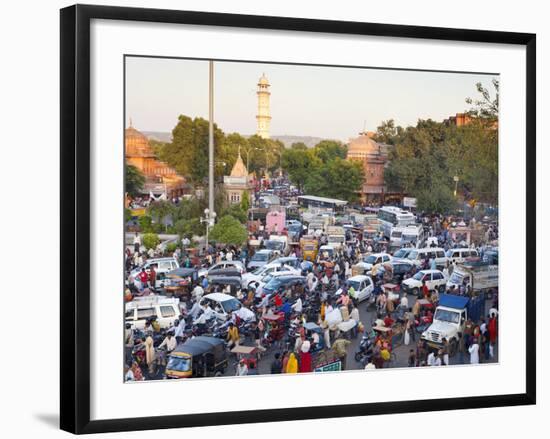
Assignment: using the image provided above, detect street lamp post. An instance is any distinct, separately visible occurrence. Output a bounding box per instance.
[201,208,217,253]
[208,60,215,216]
[453,175,459,197]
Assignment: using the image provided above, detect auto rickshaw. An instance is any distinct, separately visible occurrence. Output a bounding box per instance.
[165,336,228,379]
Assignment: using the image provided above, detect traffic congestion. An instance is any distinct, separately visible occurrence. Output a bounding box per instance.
[124,179,499,381]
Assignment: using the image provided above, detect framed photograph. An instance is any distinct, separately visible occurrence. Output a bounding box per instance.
[60,4,536,434]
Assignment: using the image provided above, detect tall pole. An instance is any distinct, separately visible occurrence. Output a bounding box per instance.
[208,60,215,215]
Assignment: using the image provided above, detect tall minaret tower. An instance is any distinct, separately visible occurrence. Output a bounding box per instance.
[256,73,271,139]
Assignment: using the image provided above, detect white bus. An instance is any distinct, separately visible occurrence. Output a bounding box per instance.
[377,206,416,238]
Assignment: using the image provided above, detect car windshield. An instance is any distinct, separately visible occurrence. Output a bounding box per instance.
[434,309,460,324]
[364,255,377,264]
[265,241,284,250]
[391,231,402,238]
[252,266,266,275]
[222,298,241,313]
[413,271,425,281]
[166,355,191,372]
[393,249,410,258]
[408,250,418,259]
[264,277,288,290]
[445,250,455,258]
[347,280,361,291]
[252,252,269,261]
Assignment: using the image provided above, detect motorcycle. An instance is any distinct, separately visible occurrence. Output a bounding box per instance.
[354,333,374,366]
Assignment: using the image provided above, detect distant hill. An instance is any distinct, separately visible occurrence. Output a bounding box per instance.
[143,131,172,143]
[143,131,336,148]
[271,135,328,148]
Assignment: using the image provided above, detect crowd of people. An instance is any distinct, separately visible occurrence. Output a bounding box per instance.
[123,202,499,381]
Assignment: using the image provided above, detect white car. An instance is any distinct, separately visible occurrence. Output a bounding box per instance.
[241,262,301,289]
[125,296,180,330]
[128,257,180,289]
[360,253,392,271]
[401,269,447,296]
[198,293,254,321]
[335,275,374,302]
[254,270,304,297]
[199,260,246,278]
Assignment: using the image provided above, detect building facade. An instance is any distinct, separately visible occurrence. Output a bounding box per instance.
[223,150,252,204]
[256,73,271,139]
[346,131,390,204]
[125,123,185,197]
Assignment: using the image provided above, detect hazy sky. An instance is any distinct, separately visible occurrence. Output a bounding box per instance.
[125,56,497,142]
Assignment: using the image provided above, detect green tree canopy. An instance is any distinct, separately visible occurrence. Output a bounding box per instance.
[125,164,145,197]
[156,115,225,185]
[209,215,248,245]
[313,140,347,163]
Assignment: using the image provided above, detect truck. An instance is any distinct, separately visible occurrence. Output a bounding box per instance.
[421,294,485,355]
[265,207,286,234]
[266,234,289,256]
[326,225,345,250]
[446,262,498,293]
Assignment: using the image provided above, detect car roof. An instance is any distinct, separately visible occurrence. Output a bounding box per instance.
[202,292,235,302]
[257,249,273,254]
[349,275,369,281]
[146,257,177,262]
[419,269,443,274]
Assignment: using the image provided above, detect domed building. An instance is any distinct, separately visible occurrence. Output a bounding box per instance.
[346,131,389,204]
[125,122,185,198]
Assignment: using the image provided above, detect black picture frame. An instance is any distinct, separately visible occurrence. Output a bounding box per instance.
[60,4,536,434]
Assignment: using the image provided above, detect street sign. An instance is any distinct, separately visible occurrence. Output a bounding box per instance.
[314,360,342,372]
[403,197,417,208]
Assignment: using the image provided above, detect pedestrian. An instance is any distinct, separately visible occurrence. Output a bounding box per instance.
[299,341,312,373]
[133,232,141,253]
[236,359,248,376]
[285,352,299,373]
[270,353,283,374]
[468,339,480,364]
[226,323,240,350]
[408,349,416,367]
[148,264,157,291]
[332,337,351,371]
[144,332,155,375]
[457,332,465,364]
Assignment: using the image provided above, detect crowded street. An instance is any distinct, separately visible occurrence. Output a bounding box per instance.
[124,177,499,381]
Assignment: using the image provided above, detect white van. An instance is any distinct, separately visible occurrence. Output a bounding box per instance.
[445,248,479,265]
[125,296,181,330]
[405,247,448,269]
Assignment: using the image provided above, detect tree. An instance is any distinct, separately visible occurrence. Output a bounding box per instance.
[209,215,248,245]
[147,200,174,232]
[138,215,153,233]
[466,79,499,120]
[156,115,225,185]
[142,233,160,250]
[281,148,321,191]
[175,218,204,240]
[291,142,308,150]
[313,140,347,163]
[221,204,247,224]
[240,191,250,211]
[125,164,145,197]
[373,120,404,145]
[304,158,364,202]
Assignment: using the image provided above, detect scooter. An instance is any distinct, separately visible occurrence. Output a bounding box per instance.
[354,333,374,366]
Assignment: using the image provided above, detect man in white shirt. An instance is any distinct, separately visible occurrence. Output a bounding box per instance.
[192,284,204,300]
[292,297,303,314]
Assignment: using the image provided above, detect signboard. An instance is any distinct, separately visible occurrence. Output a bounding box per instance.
[314,360,342,372]
[403,197,417,208]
